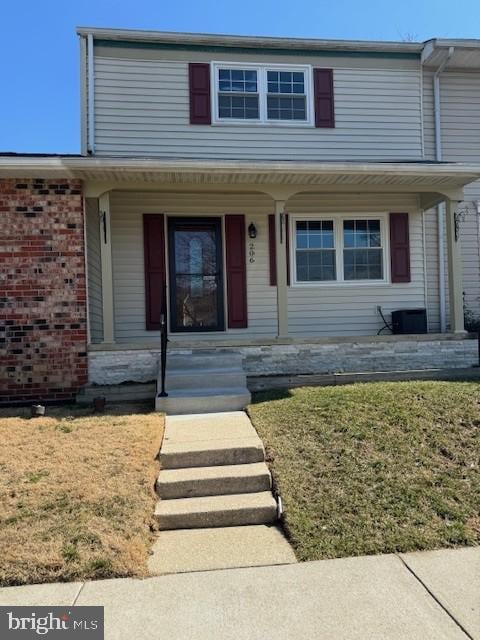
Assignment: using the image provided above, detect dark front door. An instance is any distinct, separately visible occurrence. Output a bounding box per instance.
[168,217,225,332]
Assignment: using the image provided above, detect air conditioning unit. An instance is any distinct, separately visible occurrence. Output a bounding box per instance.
[391,309,427,335]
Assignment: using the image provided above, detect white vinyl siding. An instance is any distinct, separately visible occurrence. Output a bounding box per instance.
[107,191,426,342]
[109,191,277,343]
[286,193,425,337]
[93,54,423,161]
[85,198,103,343]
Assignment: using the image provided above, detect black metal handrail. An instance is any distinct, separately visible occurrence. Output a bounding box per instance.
[158,313,168,398]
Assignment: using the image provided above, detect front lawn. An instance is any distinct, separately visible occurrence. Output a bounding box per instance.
[0,404,163,587]
[248,381,480,561]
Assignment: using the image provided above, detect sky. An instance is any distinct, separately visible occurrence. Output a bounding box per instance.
[1,0,479,154]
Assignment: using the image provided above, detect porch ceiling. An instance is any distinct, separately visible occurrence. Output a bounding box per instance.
[1,157,480,195]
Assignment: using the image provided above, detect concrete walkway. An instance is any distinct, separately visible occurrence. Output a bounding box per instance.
[150,411,292,572]
[1,547,478,639]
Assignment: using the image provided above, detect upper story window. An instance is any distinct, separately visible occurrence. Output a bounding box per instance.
[218,69,259,120]
[266,71,307,121]
[212,63,313,126]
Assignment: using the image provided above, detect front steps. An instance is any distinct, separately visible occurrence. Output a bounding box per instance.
[155,350,251,414]
[154,411,278,530]
[157,462,272,499]
[155,492,277,530]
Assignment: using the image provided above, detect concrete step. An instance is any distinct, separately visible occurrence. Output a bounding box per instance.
[159,436,264,469]
[160,411,265,468]
[156,462,272,499]
[154,491,278,529]
[165,368,246,392]
[155,387,251,415]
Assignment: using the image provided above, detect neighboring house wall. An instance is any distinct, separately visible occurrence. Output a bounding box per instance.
[85,198,103,343]
[461,182,480,316]
[0,178,87,404]
[91,44,423,161]
[423,68,480,321]
[107,190,426,343]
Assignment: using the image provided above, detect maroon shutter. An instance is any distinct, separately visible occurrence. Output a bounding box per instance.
[189,63,211,125]
[225,215,248,328]
[268,214,277,286]
[143,214,166,330]
[314,69,335,128]
[268,214,290,286]
[390,212,411,283]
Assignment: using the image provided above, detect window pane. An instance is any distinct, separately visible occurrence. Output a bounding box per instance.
[343,248,383,280]
[295,220,336,282]
[218,69,257,93]
[296,220,335,249]
[296,249,336,281]
[296,233,308,249]
[309,234,322,249]
[267,95,306,121]
[343,219,382,249]
[218,94,259,119]
[266,70,305,96]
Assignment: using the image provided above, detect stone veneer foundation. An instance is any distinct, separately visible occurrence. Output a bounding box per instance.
[87,334,479,386]
[0,178,87,404]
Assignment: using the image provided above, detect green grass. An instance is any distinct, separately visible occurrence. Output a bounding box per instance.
[248,381,480,561]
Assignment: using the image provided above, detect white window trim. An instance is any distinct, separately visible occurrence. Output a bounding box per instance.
[211,61,314,127]
[289,213,391,287]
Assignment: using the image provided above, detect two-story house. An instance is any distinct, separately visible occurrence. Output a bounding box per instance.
[1,28,480,409]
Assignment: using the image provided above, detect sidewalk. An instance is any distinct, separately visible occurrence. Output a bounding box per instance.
[1,547,478,639]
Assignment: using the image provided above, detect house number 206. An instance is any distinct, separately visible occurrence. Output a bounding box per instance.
[248,242,255,263]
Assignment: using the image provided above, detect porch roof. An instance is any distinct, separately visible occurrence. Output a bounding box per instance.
[1,157,480,196]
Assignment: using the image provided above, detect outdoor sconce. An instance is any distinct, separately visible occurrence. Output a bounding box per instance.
[248,223,258,239]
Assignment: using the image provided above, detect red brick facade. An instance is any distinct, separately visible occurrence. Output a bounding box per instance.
[0,178,87,404]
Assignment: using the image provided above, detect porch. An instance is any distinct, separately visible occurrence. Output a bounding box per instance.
[80,158,479,363]
[68,158,479,408]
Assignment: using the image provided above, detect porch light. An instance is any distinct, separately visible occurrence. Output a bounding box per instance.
[248,223,257,239]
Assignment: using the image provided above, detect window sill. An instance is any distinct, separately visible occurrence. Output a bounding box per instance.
[290,280,393,289]
[210,120,315,128]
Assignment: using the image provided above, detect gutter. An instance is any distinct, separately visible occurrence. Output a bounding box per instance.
[433,46,454,332]
[87,33,95,154]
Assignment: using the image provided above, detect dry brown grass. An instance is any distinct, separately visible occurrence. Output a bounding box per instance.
[0,403,164,586]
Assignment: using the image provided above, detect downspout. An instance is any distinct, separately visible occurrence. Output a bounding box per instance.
[433,46,454,332]
[87,33,95,154]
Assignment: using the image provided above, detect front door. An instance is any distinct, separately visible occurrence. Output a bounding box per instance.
[168,217,225,332]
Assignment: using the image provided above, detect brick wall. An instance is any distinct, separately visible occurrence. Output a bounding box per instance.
[0,178,87,404]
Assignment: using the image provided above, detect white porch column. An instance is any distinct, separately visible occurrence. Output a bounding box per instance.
[274,200,289,338]
[445,198,465,333]
[98,192,115,343]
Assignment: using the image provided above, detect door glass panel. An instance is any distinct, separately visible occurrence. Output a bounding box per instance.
[172,225,221,330]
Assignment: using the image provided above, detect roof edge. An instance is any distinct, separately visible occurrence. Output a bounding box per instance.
[75,26,424,54]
